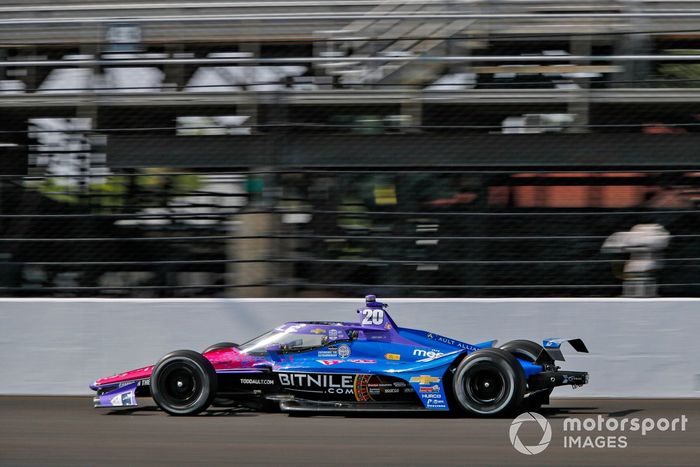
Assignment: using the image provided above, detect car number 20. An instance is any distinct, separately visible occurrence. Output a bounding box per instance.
[361,308,384,325]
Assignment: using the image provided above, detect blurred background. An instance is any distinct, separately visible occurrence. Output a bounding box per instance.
[0,0,698,298]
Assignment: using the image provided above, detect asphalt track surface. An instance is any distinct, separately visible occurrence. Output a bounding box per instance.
[1,397,698,466]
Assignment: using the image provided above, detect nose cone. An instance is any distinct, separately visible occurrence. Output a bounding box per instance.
[93,365,154,388]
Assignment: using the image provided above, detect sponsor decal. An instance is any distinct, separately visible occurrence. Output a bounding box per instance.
[328,329,339,339]
[240,378,274,385]
[310,328,326,335]
[338,344,351,358]
[109,392,135,407]
[354,374,373,402]
[426,398,447,409]
[369,334,388,340]
[424,332,478,352]
[393,382,406,388]
[110,394,123,406]
[409,375,448,410]
[384,388,399,393]
[410,375,441,385]
[349,359,376,364]
[436,337,477,351]
[279,373,355,395]
[119,379,149,388]
[318,345,338,357]
[420,384,440,393]
[385,353,401,361]
[412,349,444,359]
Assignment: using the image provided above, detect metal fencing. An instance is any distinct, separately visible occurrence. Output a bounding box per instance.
[1,5,700,297]
[1,165,698,297]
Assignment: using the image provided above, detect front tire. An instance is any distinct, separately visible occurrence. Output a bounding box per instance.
[452,349,525,417]
[151,350,217,416]
[202,342,239,354]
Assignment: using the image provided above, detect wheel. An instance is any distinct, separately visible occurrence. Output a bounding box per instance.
[452,348,525,417]
[202,342,239,354]
[151,350,217,416]
[499,339,553,365]
[200,343,239,408]
[500,340,553,410]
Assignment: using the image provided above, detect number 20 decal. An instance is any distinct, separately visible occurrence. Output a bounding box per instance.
[361,308,384,325]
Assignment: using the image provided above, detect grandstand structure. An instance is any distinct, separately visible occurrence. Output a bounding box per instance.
[0,1,698,297]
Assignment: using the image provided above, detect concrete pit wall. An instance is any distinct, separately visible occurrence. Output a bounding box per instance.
[0,298,698,397]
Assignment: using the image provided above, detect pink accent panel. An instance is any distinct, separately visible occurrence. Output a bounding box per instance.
[96,365,153,386]
[95,348,267,386]
[205,347,262,370]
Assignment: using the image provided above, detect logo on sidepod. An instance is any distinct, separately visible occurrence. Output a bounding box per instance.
[412,348,444,359]
[279,373,354,394]
[509,412,552,455]
[338,344,351,358]
[409,375,440,385]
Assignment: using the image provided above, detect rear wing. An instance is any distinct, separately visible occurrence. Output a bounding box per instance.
[539,338,589,362]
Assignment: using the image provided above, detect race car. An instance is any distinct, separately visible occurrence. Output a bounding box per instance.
[91,295,589,416]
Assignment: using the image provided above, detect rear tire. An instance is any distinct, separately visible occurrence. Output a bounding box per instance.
[500,339,552,364]
[500,340,553,410]
[151,350,217,416]
[202,342,239,354]
[452,349,525,417]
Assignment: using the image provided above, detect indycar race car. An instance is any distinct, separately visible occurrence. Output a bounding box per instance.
[91,296,589,416]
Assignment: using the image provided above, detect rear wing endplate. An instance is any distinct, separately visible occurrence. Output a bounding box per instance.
[538,338,589,362]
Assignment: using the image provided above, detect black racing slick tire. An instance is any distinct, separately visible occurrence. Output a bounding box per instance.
[201,343,239,408]
[151,350,217,416]
[202,342,239,354]
[499,339,553,365]
[500,340,553,410]
[452,349,525,417]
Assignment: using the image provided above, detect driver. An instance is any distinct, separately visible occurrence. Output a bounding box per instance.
[364,294,388,309]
